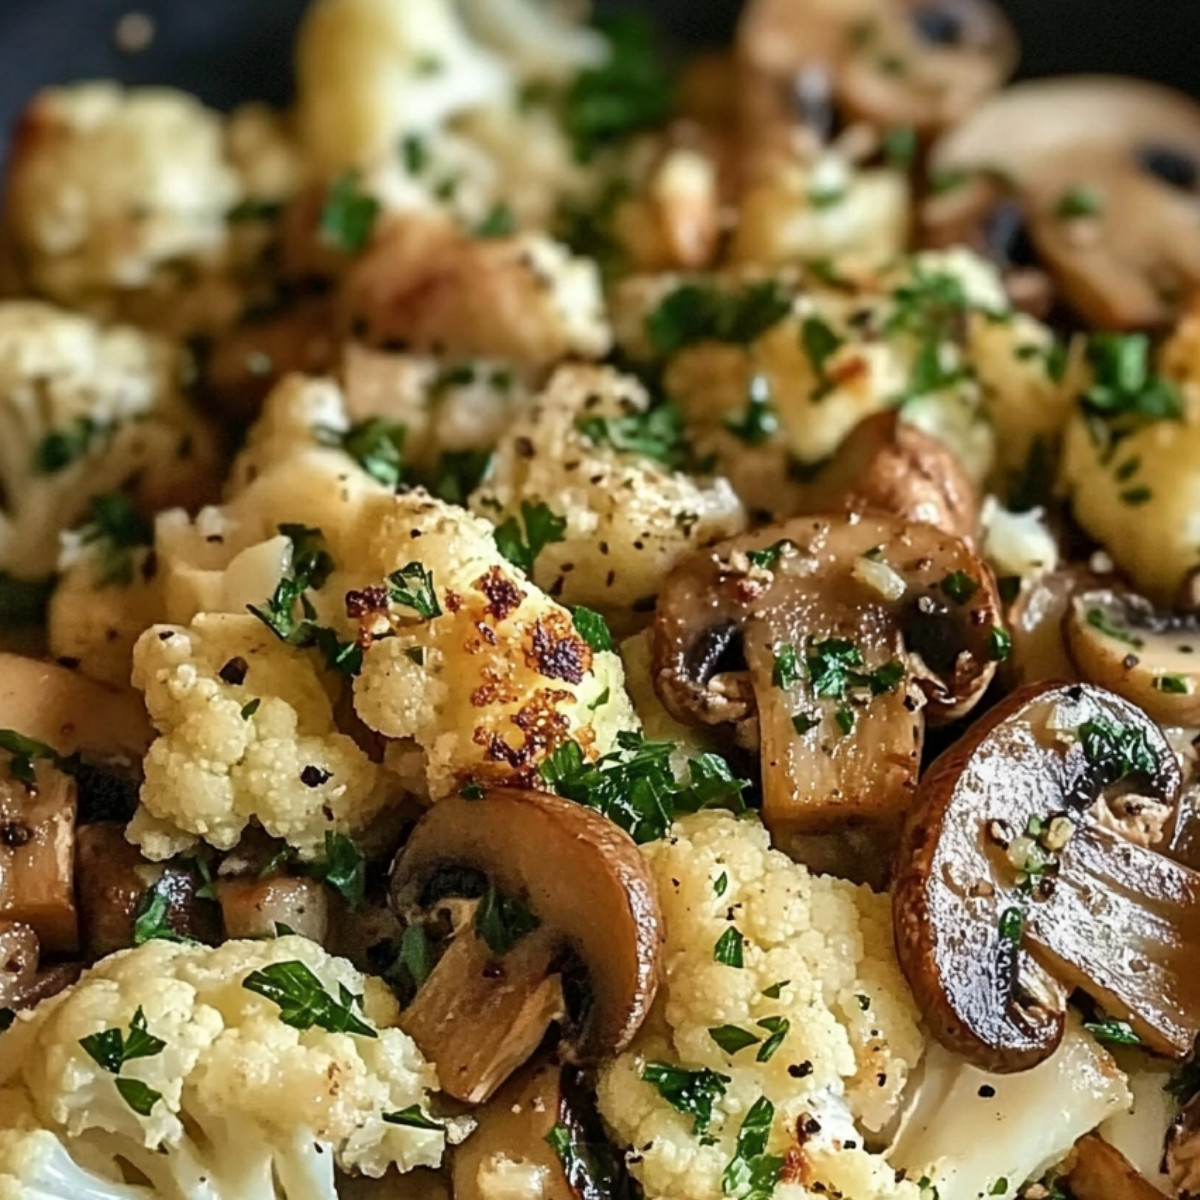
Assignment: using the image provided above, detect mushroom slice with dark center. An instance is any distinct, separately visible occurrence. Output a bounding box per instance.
[453,1059,633,1200]
[925,78,1200,329]
[894,681,1200,1074]
[389,788,662,1104]
[738,0,1016,138]
[653,514,1003,868]
[802,411,980,543]
[1064,587,1200,727]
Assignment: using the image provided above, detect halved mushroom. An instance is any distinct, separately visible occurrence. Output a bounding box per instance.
[452,1059,631,1200]
[654,514,1003,871]
[738,0,1017,138]
[894,681,1200,1074]
[1064,588,1200,727]
[925,78,1200,328]
[802,411,980,542]
[389,788,662,1104]
[1068,1134,1165,1200]
[0,919,78,1013]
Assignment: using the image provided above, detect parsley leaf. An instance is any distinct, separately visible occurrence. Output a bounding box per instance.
[494,500,567,573]
[1083,1018,1140,1046]
[573,606,615,653]
[0,729,67,785]
[77,493,153,586]
[319,172,380,253]
[755,1016,790,1063]
[1077,715,1158,783]
[940,570,979,605]
[33,416,110,475]
[722,1096,784,1200]
[79,1007,166,1076]
[474,203,516,239]
[539,731,748,844]
[426,448,494,506]
[115,1078,162,1117]
[800,316,844,397]
[304,831,367,910]
[378,924,434,1000]
[647,281,792,356]
[132,881,195,946]
[387,562,442,620]
[713,927,745,967]
[384,1105,444,1131]
[1081,333,1182,457]
[641,1062,729,1136]
[1055,184,1104,220]
[317,418,406,488]
[473,882,541,956]
[575,403,688,467]
[1085,606,1144,648]
[772,644,800,689]
[242,960,377,1037]
[709,1024,761,1055]
[725,374,780,446]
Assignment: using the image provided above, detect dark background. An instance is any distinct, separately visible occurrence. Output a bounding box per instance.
[0,0,1198,146]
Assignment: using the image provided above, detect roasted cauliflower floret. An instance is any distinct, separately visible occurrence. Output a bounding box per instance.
[4,83,241,315]
[471,365,746,631]
[0,302,220,588]
[0,937,446,1199]
[596,811,925,1200]
[351,493,638,798]
[129,612,383,861]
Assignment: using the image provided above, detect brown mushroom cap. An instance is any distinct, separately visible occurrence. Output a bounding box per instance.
[804,411,980,542]
[390,788,662,1090]
[895,681,1200,1074]
[653,514,1002,859]
[1065,588,1200,726]
[926,77,1200,328]
[738,0,1017,138]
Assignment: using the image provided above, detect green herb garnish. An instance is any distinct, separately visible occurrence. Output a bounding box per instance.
[474,882,541,956]
[647,281,791,356]
[713,927,745,968]
[319,172,379,253]
[242,960,376,1037]
[573,606,615,653]
[387,562,442,620]
[641,1062,729,1136]
[494,500,568,573]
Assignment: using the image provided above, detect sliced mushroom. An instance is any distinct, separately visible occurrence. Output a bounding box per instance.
[738,0,1017,138]
[0,920,78,1013]
[925,78,1200,328]
[0,760,77,954]
[1065,588,1200,727]
[452,1059,631,1200]
[894,681,1200,1073]
[803,411,980,542]
[389,788,662,1104]
[653,515,1003,867]
[1005,568,1094,689]
[217,875,330,944]
[1168,1090,1200,1199]
[75,823,217,958]
[1068,1134,1166,1200]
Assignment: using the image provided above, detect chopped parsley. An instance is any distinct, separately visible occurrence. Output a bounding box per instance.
[746,540,792,570]
[240,698,261,720]
[772,644,800,690]
[473,882,541,956]
[940,570,979,605]
[882,125,917,169]
[384,1105,443,1131]
[883,269,979,402]
[426,448,494,506]
[1155,674,1191,695]
[317,418,406,488]
[709,1024,761,1055]
[564,12,675,162]
[762,981,788,1000]
[714,871,728,897]
[400,134,429,176]
[713,927,745,968]
[474,203,516,239]
[539,731,748,844]
[929,168,972,196]
[1083,1018,1140,1046]
[377,924,433,1000]
[755,1016,790,1063]
[116,1079,163,1117]
[800,314,844,396]
[76,493,153,586]
[1085,606,1144,648]
[647,281,792,356]
[807,638,905,701]
[1055,184,1105,220]
[1076,714,1157,783]
[722,1096,784,1200]
[573,606,615,653]
[304,831,367,910]
[575,403,688,467]
[318,172,379,253]
[33,416,110,475]
[1081,333,1183,457]
[132,880,195,946]
[835,707,855,735]
[242,960,376,1037]
[999,906,1024,945]
[725,374,780,446]
[495,500,567,574]
[79,1007,166,1115]
[986,627,1012,662]
[641,1062,729,1136]
[0,729,69,785]
[387,562,442,620]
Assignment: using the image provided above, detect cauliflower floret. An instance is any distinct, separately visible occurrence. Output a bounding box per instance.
[351,492,638,798]
[0,302,220,586]
[458,0,607,82]
[296,0,509,173]
[0,937,445,1199]
[471,365,746,631]
[4,84,241,318]
[129,612,383,861]
[596,811,925,1200]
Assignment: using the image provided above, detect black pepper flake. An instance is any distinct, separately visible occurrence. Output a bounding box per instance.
[803,1117,822,1135]
[300,766,332,788]
[789,1061,814,1078]
[219,657,249,686]
[977,1084,996,1098]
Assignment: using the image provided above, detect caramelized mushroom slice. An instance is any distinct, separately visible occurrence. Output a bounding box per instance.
[738,0,1017,137]
[926,78,1200,328]
[217,875,330,945]
[390,788,662,1104]
[453,1060,631,1200]
[1065,588,1200,726]
[1067,1134,1165,1200]
[895,681,1200,1074]
[654,514,1002,867]
[0,919,78,1014]
[803,411,980,542]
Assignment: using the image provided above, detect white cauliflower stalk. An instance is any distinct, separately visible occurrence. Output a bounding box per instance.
[471,365,746,631]
[0,302,219,587]
[596,811,926,1200]
[0,937,446,1200]
[129,612,383,861]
